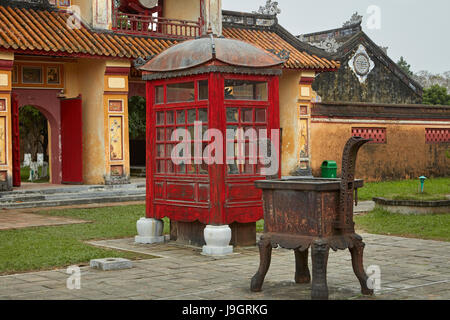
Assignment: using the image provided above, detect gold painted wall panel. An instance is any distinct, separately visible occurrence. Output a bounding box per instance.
[299,118,308,158]
[109,116,123,161]
[0,117,6,165]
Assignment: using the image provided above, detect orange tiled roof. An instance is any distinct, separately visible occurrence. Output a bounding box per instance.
[0,4,339,70]
[223,27,339,70]
[0,5,176,58]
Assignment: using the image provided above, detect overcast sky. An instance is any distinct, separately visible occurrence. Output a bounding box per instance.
[222,0,450,74]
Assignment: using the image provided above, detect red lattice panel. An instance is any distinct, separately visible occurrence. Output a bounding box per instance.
[425,128,450,144]
[352,127,386,144]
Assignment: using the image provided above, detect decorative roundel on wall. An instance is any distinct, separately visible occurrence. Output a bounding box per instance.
[348,45,375,83]
[353,53,371,76]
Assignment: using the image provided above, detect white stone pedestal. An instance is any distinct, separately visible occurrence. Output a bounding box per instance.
[202,225,233,256]
[135,218,165,244]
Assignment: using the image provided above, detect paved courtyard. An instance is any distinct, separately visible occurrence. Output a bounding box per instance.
[0,233,448,300]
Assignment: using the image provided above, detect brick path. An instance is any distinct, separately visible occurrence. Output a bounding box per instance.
[0,233,448,300]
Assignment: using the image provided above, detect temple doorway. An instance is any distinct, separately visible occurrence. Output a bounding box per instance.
[11,90,83,187]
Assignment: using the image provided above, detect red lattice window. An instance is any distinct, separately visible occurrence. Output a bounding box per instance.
[352,127,386,144]
[425,128,450,144]
[154,79,209,176]
[224,79,270,175]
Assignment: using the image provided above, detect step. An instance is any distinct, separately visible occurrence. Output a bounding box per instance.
[130,167,146,177]
[0,182,146,198]
[0,194,46,203]
[0,188,145,204]
[0,194,146,209]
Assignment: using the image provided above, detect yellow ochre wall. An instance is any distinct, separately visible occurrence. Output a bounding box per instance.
[279,70,316,176]
[164,0,201,22]
[75,58,107,185]
[0,52,13,189]
[72,0,93,26]
[310,122,450,181]
[65,58,131,185]
[279,70,301,176]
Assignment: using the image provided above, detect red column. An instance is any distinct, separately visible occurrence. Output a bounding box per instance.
[11,93,20,187]
[145,80,156,218]
[271,76,281,178]
[208,72,226,225]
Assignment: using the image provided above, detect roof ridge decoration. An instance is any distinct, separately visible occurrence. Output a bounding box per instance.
[309,37,341,54]
[253,0,281,16]
[222,10,277,28]
[342,12,363,28]
[0,0,53,10]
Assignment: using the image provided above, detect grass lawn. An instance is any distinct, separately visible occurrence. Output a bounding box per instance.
[0,204,156,275]
[20,166,49,183]
[358,177,450,201]
[354,208,450,242]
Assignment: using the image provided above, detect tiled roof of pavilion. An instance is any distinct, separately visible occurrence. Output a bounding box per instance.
[0,4,339,70]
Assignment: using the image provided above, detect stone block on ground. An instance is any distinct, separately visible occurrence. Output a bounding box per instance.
[89,258,132,271]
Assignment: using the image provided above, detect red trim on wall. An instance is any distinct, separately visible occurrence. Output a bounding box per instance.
[105,67,131,75]
[104,91,129,95]
[299,77,315,85]
[311,116,450,122]
[0,60,13,70]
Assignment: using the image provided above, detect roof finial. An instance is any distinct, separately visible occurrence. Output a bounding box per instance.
[343,12,363,27]
[254,0,281,16]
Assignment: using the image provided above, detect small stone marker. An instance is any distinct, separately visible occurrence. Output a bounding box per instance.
[23,154,31,167]
[41,161,49,178]
[37,153,44,166]
[29,162,39,181]
[89,258,132,271]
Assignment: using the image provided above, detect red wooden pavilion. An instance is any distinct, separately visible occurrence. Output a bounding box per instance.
[138,35,283,254]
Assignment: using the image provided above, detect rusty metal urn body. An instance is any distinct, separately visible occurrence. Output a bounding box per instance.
[251,137,374,300]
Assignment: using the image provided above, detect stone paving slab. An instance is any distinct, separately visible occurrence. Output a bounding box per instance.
[0,233,448,300]
[354,201,375,214]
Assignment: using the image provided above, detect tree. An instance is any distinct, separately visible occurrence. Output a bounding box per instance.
[397,56,413,77]
[19,105,48,161]
[422,84,450,105]
[128,95,146,140]
[414,70,450,92]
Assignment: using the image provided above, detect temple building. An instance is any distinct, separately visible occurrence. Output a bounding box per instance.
[0,0,447,194]
[298,13,423,104]
[297,13,449,180]
[0,0,340,191]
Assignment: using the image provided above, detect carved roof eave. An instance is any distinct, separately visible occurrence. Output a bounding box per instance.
[142,65,283,81]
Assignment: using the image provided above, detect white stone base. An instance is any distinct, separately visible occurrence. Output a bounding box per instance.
[135,217,165,244]
[202,244,233,256]
[201,224,233,256]
[135,235,165,244]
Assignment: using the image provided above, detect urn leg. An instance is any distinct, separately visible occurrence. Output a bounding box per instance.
[250,237,272,292]
[294,248,311,284]
[349,238,374,295]
[311,241,329,300]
